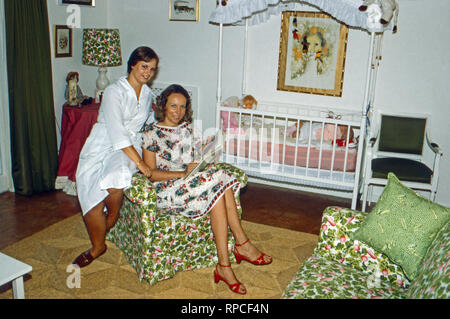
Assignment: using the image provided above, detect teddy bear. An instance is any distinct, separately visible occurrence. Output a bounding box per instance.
[241,95,258,110]
[222,95,258,109]
[359,0,399,33]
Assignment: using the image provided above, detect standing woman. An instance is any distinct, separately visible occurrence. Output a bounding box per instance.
[73,47,159,268]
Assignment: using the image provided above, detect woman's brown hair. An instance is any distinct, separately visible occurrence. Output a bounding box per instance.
[154,84,193,123]
[127,46,159,74]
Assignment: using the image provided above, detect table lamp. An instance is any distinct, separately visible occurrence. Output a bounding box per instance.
[82,28,122,102]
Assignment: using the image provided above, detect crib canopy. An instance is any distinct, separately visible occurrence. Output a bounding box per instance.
[209,0,392,33]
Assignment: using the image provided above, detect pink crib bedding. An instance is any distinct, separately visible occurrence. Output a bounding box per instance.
[223,138,357,172]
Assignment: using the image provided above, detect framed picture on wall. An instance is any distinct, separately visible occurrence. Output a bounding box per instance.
[277,11,349,97]
[61,0,94,5]
[169,0,199,22]
[55,25,72,58]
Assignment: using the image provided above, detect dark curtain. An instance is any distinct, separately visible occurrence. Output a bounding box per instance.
[5,0,58,195]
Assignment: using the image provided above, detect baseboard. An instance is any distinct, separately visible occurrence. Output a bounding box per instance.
[247,176,353,200]
[0,174,13,193]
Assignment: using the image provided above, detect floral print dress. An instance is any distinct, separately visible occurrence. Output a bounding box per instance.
[142,122,245,219]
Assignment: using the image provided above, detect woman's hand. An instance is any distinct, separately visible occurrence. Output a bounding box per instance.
[184,162,198,177]
[137,160,152,178]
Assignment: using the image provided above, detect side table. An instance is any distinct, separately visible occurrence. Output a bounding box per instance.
[0,253,32,299]
[55,102,100,195]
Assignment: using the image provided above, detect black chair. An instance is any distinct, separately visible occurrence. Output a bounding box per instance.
[361,113,442,211]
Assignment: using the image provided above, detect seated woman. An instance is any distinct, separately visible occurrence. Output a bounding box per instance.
[142,84,272,295]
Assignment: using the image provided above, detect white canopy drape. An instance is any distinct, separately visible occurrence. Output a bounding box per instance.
[209,0,390,33]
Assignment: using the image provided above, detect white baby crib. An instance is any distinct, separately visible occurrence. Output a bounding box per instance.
[216,100,364,207]
[209,0,394,209]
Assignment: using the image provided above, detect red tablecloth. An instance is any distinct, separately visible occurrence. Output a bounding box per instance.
[57,103,100,181]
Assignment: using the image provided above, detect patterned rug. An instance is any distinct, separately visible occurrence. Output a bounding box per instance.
[0,214,318,299]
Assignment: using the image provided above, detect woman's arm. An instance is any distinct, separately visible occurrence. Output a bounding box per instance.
[142,147,197,182]
[122,146,152,177]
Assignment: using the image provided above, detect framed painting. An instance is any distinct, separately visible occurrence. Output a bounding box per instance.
[55,25,72,58]
[62,0,94,5]
[169,0,199,22]
[277,11,349,97]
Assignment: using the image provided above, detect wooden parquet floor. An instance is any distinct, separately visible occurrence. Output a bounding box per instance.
[0,182,353,250]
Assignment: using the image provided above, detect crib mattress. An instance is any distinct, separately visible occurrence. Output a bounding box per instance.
[223,137,357,172]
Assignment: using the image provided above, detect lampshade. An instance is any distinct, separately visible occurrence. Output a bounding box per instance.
[82,28,122,67]
[82,28,122,92]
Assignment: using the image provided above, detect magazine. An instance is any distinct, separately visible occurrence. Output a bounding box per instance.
[184,134,222,180]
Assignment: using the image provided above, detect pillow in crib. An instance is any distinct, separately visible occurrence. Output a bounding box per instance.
[351,173,450,280]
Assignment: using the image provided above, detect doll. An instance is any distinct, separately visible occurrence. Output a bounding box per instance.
[240,95,257,127]
[65,72,91,107]
[284,121,355,145]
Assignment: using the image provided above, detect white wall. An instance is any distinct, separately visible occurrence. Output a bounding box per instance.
[45,0,450,206]
[364,0,450,205]
[105,0,243,128]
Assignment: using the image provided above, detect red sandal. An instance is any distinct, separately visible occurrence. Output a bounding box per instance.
[213,264,246,295]
[233,239,272,265]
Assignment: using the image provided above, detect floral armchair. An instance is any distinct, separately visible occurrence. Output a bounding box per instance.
[106,163,248,285]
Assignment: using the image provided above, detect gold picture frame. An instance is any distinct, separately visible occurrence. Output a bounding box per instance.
[277,11,348,97]
[169,0,199,22]
[55,25,72,58]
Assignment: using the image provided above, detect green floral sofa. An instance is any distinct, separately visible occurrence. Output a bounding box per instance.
[106,163,247,285]
[282,174,449,299]
[282,206,449,299]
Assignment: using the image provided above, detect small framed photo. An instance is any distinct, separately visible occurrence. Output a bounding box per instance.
[55,25,72,58]
[62,0,94,5]
[169,0,199,22]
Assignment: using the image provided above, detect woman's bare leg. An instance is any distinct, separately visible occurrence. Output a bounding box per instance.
[223,189,272,264]
[82,187,122,258]
[104,188,124,231]
[82,201,108,257]
[210,195,246,294]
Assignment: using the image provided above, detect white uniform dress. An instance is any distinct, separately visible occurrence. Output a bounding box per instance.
[76,76,154,215]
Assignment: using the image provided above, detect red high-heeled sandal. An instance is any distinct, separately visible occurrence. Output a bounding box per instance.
[213,263,246,295]
[233,239,272,265]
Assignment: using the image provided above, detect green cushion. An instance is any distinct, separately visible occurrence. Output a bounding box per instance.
[378,115,426,155]
[372,158,433,184]
[352,173,450,280]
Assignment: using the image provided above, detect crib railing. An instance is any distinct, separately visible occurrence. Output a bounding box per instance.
[217,104,362,191]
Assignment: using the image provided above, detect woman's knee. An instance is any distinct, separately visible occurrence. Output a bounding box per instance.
[107,188,124,197]
[83,202,106,222]
[224,189,237,209]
